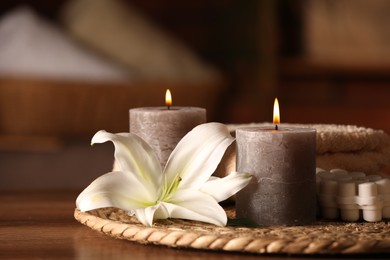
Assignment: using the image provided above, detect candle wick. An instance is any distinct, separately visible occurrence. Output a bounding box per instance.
[167,105,170,110]
[275,124,278,130]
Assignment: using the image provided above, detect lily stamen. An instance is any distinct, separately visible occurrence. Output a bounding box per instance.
[76,123,252,227]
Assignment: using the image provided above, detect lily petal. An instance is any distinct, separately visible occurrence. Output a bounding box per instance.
[91,130,162,194]
[164,123,234,191]
[200,172,253,202]
[165,189,227,226]
[133,204,162,227]
[76,171,157,212]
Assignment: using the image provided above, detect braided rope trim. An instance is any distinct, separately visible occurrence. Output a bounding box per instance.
[74,207,390,255]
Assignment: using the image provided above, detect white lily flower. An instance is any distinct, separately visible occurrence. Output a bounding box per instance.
[76,122,252,227]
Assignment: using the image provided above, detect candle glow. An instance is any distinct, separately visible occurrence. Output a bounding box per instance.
[165,89,172,109]
[273,98,280,130]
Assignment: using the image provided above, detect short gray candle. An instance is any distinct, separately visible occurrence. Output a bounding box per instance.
[130,107,206,168]
[235,126,317,226]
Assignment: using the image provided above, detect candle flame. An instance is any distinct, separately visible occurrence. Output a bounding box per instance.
[165,89,172,109]
[273,98,280,129]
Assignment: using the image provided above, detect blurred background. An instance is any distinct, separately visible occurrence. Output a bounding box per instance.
[1,0,389,190]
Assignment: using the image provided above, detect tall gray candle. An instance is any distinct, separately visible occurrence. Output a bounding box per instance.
[129,90,206,168]
[235,99,316,226]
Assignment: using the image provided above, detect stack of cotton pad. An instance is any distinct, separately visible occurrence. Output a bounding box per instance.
[316,168,390,222]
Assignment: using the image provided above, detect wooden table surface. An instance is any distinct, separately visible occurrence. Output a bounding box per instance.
[0,190,388,260]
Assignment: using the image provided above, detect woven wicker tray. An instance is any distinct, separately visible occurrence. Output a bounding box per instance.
[74,207,390,255]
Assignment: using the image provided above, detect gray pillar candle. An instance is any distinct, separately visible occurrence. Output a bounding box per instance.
[129,107,206,168]
[235,126,317,226]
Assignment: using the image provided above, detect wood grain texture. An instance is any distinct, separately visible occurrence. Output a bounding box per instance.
[2,190,386,259]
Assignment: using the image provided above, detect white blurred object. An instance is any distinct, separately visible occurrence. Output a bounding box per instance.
[0,6,129,82]
[61,0,221,83]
